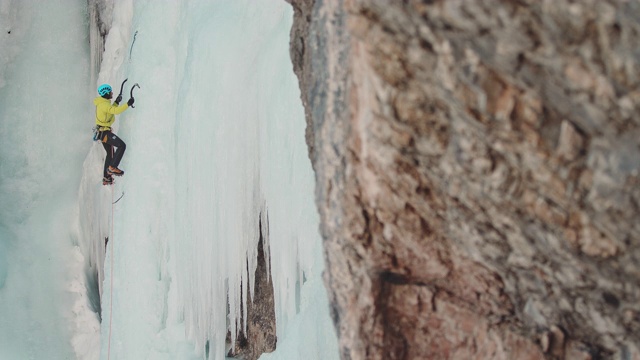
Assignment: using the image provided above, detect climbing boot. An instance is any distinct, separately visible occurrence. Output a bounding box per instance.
[108,166,124,176]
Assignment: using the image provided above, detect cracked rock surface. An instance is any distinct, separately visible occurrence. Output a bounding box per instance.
[287,1,640,359]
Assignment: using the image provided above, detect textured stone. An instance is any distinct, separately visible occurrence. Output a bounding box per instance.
[227,232,276,360]
[287,0,640,359]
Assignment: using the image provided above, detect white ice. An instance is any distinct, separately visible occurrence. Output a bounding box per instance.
[2,0,338,359]
[0,0,95,358]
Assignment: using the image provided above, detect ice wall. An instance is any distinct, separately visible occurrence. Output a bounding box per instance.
[0,0,93,359]
[77,1,338,359]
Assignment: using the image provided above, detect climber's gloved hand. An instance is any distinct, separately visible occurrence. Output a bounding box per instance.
[127,97,135,106]
[115,95,122,104]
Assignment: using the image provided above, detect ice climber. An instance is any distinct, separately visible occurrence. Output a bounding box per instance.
[94,83,135,185]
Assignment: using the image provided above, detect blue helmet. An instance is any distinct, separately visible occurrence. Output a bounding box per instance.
[98,84,112,96]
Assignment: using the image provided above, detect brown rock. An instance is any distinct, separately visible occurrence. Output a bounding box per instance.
[227,227,276,360]
[287,0,640,359]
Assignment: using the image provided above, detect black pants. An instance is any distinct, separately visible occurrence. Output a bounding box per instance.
[99,130,126,177]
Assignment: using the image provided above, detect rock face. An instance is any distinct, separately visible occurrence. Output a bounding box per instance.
[228,230,277,360]
[287,1,640,359]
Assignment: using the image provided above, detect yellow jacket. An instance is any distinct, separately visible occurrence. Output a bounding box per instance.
[94,97,129,130]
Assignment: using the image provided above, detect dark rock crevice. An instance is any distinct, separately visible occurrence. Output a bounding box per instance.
[227,218,277,360]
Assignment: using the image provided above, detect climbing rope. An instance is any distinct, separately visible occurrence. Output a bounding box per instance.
[107,147,115,360]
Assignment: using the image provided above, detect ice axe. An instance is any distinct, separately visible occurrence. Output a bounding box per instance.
[110,78,128,104]
[129,83,140,108]
[118,78,128,98]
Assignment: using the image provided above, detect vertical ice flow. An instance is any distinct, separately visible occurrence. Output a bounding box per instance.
[75,0,339,359]
[0,0,93,359]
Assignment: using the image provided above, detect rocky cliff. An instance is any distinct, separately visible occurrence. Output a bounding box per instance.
[287,1,640,359]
